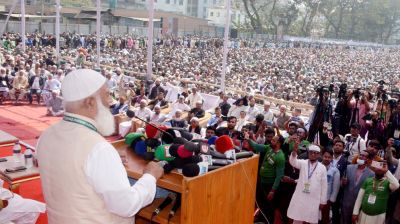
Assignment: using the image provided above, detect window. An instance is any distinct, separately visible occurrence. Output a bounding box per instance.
[217,12,220,17]
[204,0,207,3]
[174,0,177,4]
[179,0,183,5]
[210,12,214,16]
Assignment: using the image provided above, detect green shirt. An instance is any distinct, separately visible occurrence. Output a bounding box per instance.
[360,177,390,216]
[249,140,285,190]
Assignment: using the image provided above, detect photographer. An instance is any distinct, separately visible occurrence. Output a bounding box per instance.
[344,123,367,163]
[308,86,333,146]
[348,90,372,138]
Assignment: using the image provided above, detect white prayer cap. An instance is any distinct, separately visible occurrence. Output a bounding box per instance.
[308,145,321,152]
[62,69,106,102]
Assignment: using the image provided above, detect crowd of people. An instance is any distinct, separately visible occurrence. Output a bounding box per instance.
[1,31,400,224]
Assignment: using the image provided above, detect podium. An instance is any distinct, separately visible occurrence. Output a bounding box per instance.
[112,140,259,224]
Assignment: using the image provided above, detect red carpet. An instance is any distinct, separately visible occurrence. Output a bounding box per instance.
[0,103,121,224]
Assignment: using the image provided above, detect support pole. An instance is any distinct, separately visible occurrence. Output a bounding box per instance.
[21,0,26,52]
[146,0,154,82]
[221,0,231,92]
[96,0,101,68]
[55,0,61,63]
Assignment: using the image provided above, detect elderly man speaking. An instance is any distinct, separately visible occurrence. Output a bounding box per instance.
[37,69,163,223]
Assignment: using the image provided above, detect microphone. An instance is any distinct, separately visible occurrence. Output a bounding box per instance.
[126,109,172,138]
[168,194,181,221]
[182,163,223,177]
[198,154,234,166]
[152,193,176,217]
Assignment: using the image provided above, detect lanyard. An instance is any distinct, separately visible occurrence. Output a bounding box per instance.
[308,161,318,180]
[63,115,98,133]
[372,178,384,192]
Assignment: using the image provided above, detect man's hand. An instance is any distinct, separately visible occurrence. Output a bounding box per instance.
[267,191,274,201]
[244,131,250,140]
[143,161,164,181]
[352,215,358,224]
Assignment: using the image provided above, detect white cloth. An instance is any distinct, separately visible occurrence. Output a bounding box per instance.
[287,154,328,224]
[0,180,46,224]
[169,102,191,116]
[358,211,385,224]
[84,142,156,217]
[119,121,132,137]
[227,105,248,119]
[344,134,366,162]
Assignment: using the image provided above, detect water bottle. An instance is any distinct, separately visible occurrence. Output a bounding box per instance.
[24,148,33,168]
[13,141,22,163]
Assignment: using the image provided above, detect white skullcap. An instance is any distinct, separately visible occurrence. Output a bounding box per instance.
[190,117,199,122]
[308,145,320,152]
[62,69,106,102]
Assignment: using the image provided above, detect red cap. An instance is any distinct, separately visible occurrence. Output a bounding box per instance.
[177,145,193,159]
[146,123,168,139]
[215,135,235,154]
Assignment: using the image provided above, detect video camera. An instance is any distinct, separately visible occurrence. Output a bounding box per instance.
[353,88,362,100]
[338,83,347,99]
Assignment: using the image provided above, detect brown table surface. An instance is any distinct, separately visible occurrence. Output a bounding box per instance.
[0,156,40,183]
[0,130,18,146]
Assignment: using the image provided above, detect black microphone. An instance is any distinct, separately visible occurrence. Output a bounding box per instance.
[152,193,176,217]
[168,194,181,221]
[182,163,223,177]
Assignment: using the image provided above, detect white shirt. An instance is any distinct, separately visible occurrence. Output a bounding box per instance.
[0,179,46,223]
[44,79,61,91]
[344,134,366,162]
[106,78,117,91]
[85,142,156,217]
[186,93,203,108]
[150,112,167,123]
[31,76,40,90]
[247,105,259,122]
[262,110,274,122]
[134,107,152,121]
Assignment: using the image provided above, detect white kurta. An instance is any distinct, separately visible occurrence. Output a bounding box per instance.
[85,142,156,217]
[287,154,328,224]
[0,179,46,224]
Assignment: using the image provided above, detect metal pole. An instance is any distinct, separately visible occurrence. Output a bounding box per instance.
[146,0,154,81]
[96,0,101,68]
[55,0,61,63]
[21,0,26,52]
[221,0,231,91]
[1,0,18,34]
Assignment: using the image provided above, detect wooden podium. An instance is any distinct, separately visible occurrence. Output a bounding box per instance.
[112,140,259,224]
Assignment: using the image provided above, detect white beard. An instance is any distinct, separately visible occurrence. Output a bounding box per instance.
[94,97,115,136]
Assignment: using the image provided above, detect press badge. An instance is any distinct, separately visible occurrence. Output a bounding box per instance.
[394,129,400,139]
[368,194,376,204]
[303,182,311,193]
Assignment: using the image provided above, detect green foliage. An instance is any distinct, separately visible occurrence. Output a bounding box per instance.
[240,0,400,43]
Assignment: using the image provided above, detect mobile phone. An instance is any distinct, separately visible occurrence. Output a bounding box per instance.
[5,166,27,173]
[0,158,7,162]
[371,161,383,169]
